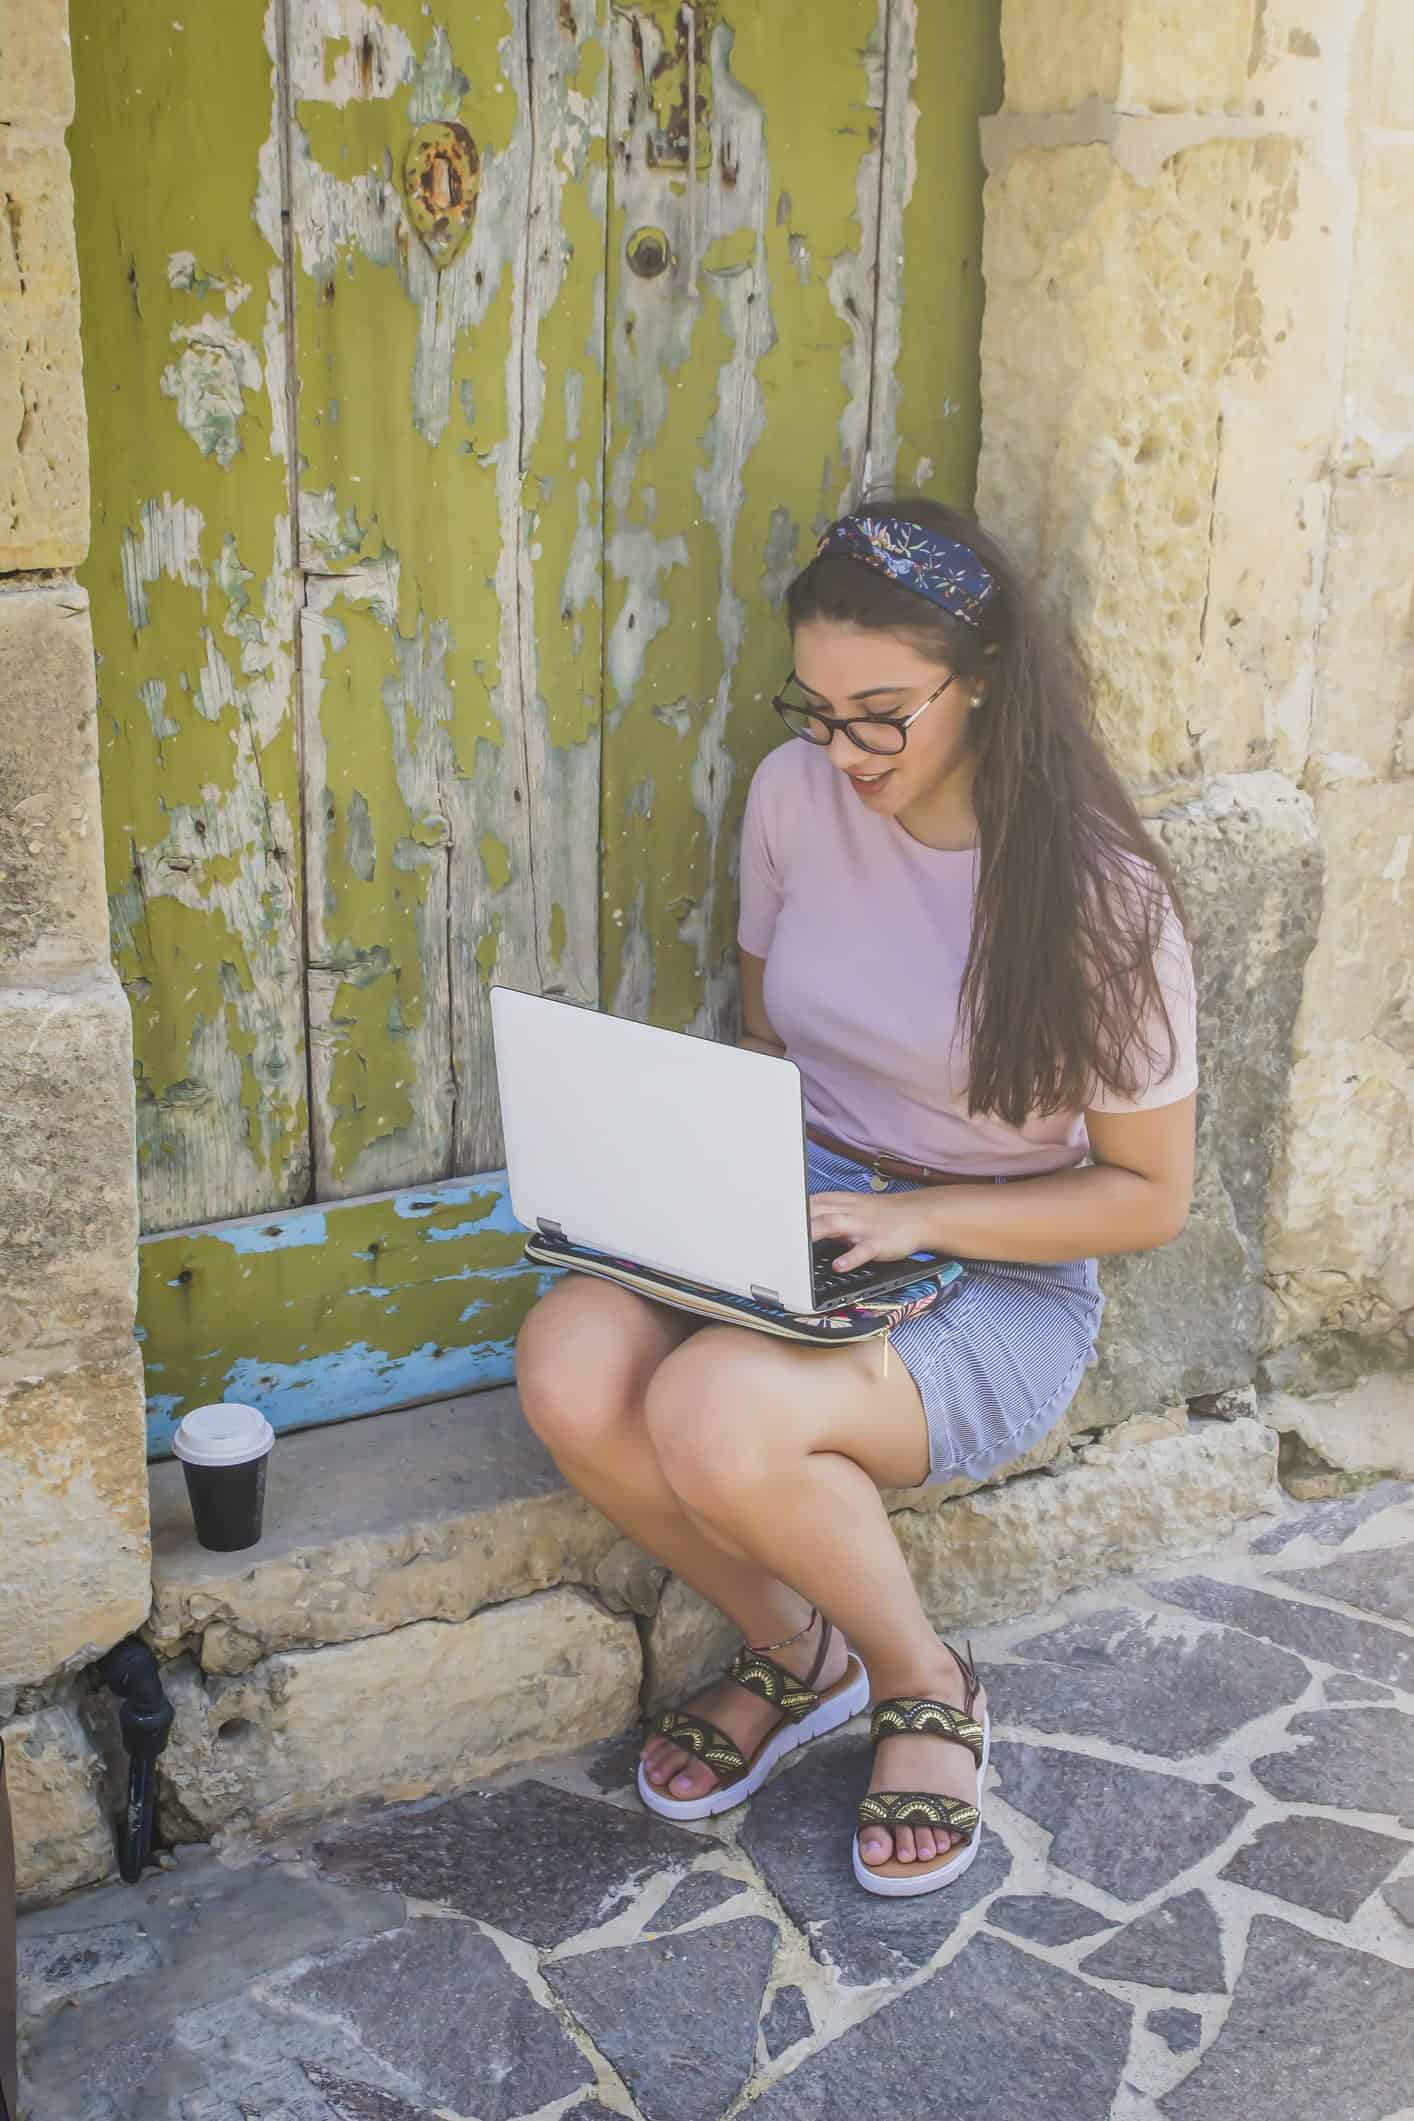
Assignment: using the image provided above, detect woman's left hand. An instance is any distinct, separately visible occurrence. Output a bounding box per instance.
[809,1190,941,1273]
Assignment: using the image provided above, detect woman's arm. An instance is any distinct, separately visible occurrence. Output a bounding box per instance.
[745,937,1197,1266]
[738,949,786,1058]
[811,1094,1197,1269]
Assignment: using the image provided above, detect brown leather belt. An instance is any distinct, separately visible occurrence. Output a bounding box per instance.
[805,1124,976,1190]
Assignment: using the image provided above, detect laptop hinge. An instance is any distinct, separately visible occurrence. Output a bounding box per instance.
[750,1284,783,1309]
[536,1216,566,1241]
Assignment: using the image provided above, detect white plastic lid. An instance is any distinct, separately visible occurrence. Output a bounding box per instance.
[172,1402,275,1468]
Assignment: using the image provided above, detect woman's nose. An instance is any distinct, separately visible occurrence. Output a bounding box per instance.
[826,726,865,769]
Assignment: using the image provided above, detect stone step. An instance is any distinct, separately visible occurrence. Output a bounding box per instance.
[147,1386,621,1674]
[130,1391,1284,1858]
[144,1388,641,1843]
[10,1397,1286,1904]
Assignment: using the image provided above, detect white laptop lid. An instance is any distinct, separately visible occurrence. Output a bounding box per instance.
[490,986,817,1311]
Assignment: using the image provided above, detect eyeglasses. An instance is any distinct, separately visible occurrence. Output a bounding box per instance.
[771,670,959,756]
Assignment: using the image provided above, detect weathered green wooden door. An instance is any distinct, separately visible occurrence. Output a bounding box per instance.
[71,1,999,1456]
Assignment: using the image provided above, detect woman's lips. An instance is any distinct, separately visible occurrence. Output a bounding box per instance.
[846,767,894,796]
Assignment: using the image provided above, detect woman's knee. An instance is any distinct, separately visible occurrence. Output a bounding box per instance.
[514,1278,673,1459]
[644,1332,794,1512]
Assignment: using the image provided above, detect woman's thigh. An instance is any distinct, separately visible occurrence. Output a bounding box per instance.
[645,1325,932,1496]
[515,1273,701,1455]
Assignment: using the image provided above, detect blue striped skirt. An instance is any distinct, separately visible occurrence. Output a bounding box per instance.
[807,1140,1104,1488]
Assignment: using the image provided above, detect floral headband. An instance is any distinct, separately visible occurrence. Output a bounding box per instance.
[815,512,997,628]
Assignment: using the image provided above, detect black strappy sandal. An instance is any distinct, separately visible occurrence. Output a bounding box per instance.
[638,1608,869,1821]
[852,1639,990,1897]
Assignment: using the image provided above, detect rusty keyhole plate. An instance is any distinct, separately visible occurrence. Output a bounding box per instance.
[403,121,480,268]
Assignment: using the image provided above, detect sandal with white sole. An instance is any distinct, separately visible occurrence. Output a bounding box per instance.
[852,1639,990,1898]
[637,1608,869,1822]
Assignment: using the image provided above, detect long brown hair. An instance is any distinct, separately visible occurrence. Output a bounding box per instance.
[785,496,1184,1127]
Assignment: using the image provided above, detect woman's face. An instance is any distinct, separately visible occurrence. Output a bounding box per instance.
[788,618,980,838]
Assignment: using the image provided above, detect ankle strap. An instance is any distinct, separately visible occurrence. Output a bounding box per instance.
[944,1638,981,1717]
[804,1614,837,1693]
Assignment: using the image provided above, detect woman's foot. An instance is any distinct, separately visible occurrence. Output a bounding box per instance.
[640,1608,850,1800]
[856,1642,988,1868]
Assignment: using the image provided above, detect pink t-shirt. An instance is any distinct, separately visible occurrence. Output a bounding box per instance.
[738,740,1198,1178]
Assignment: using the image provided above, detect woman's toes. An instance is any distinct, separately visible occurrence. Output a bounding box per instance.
[914,1826,937,1863]
[894,1824,917,1864]
[640,1737,717,1800]
[858,1828,893,1866]
[668,1759,715,1798]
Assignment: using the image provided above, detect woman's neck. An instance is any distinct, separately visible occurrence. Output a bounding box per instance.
[896,762,980,851]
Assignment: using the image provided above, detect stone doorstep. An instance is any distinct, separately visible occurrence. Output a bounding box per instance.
[146,1386,623,1674]
[146,1390,1281,1694]
[146,1381,1084,1675]
[11,1399,1284,1904]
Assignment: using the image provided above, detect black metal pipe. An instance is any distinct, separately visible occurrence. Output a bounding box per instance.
[96,1639,174,1884]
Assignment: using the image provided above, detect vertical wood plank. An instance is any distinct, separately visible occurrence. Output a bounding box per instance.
[287,0,523,1198]
[601,0,886,1037]
[71,2,308,1232]
[490,0,608,1035]
[870,0,1002,503]
[287,0,608,1196]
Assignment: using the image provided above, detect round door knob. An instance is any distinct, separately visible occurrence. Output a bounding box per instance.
[626,225,672,279]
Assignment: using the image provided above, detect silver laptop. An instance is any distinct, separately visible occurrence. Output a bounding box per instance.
[490,985,947,1314]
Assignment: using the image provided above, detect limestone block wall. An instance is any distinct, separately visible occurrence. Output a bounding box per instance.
[978,0,1413,1400]
[0,0,149,1898]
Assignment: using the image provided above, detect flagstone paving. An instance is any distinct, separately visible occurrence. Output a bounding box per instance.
[17,1480,1414,2121]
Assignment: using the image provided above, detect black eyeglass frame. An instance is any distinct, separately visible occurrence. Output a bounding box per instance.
[770,669,961,755]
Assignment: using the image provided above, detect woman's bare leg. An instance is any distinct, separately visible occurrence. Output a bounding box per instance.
[642,1325,987,1868]
[515,1277,849,1797]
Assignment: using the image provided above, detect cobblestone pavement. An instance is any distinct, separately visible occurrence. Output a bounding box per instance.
[18,1481,1414,2121]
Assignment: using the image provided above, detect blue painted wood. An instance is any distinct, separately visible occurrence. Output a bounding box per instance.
[138,1169,557,1459]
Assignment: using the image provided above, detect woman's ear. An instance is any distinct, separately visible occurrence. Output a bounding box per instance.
[971,639,1001,706]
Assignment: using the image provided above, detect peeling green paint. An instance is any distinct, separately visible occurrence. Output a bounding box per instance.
[72,3,308,1232]
[700,228,756,276]
[479,833,511,892]
[602,2,882,1033]
[887,0,1003,504]
[292,0,608,1187]
[345,791,376,882]
[159,313,262,468]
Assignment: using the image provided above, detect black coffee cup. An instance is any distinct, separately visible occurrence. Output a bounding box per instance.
[172,1403,275,1552]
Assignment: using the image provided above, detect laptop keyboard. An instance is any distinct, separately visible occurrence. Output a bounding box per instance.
[811,1239,921,1305]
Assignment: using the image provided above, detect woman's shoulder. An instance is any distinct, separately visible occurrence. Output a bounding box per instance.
[1082,839,1196,1026]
